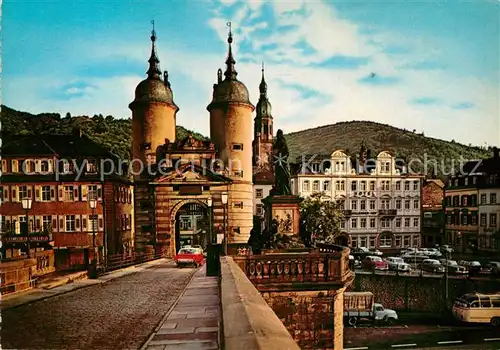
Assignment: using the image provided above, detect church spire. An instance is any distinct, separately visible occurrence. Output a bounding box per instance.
[259,62,267,97]
[146,20,161,80]
[224,22,238,81]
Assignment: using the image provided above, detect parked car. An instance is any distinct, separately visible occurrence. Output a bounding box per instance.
[352,247,371,260]
[174,248,204,268]
[368,248,383,257]
[485,261,500,275]
[363,256,389,271]
[459,260,488,276]
[425,248,442,257]
[440,260,468,275]
[402,254,429,264]
[421,259,445,273]
[386,257,411,272]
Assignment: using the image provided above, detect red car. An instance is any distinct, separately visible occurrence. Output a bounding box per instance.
[362,256,389,271]
[174,248,204,268]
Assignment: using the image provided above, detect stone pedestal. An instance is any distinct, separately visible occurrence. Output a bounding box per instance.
[262,195,302,235]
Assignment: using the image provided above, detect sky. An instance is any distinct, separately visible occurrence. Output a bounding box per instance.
[2,0,499,148]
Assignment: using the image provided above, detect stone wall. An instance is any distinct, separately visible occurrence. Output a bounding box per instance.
[261,289,344,350]
[348,272,500,312]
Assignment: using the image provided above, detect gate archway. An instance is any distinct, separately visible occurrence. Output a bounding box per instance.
[173,202,209,253]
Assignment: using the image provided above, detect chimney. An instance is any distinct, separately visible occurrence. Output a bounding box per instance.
[493,147,499,159]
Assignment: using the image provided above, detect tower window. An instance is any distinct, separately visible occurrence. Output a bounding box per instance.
[233,170,243,177]
[140,142,151,150]
[233,201,243,209]
[232,143,243,150]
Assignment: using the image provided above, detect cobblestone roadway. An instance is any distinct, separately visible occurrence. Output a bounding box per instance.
[1,261,196,350]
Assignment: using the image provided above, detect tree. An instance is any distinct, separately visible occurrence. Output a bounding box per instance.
[300,192,344,245]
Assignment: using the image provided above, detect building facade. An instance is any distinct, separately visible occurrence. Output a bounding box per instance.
[131,26,256,256]
[291,149,423,250]
[421,179,445,247]
[0,132,134,270]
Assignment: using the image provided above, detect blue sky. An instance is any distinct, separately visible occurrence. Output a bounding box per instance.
[3,0,499,147]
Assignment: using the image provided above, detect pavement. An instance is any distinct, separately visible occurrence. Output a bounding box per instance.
[141,264,220,350]
[1,258,170,311]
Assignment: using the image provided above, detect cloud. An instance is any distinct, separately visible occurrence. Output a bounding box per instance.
[410,97,442,106]
[399,60,448,71]
[357,74,401,86]
[452,102,475,110]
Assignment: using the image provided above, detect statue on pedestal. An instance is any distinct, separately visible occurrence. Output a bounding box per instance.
[272,129,292,196]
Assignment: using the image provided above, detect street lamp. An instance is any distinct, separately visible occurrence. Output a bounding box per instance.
[21,198,33,258]
[207,196,213,248]
[221,192,228,255]
[89,199,97,265]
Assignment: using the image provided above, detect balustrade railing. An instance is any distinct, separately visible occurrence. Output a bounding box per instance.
[233,248,352,286]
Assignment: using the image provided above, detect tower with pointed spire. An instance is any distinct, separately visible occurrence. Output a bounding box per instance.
[207,23,255,245]
[253,63,274,170]
[129,22,178,173]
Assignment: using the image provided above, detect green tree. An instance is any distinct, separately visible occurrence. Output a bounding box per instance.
[300,192,344,245]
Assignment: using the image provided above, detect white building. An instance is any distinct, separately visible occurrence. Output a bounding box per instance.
[291,150,423,250]
[478,186,500,251]
[253,171,273,218]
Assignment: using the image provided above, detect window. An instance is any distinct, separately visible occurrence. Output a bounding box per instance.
[473,177,477,185]
[462,196,468,206]
[380,199,390,210]
[232,143,243,150]
[42,215,52,230]
[41,186,51,201]
[303,181,310,192]
[323,181,330,191]
[413,236,419,247]
[413,200,419,209]
[404,235,410,247]
[465,178,469,186]
[338,181,345,191]
[369,181,375,191]
[12,160,19,173]
[462,214,468,225]
[490,214,497,227]
[404,181,410,191]
[381,218,391,228]
[233,170,243,177]
[360,218,367,228]
[370,218,376,228]
[379,234,393,247]
[351,200,357,210]
[360,200,366,210]
[351,218,357,229]
[471,215,477,225]
[396,199,402,210]
[41,160,49,173]
[313,180,320,192]
[233,202,243,209]
[340,220,346,229]
[413,181,419,191]
[89,214,98,231]
[65,215,76,232]
[381,181,390,191]
[413,218,419,227]
[396,218,402,228]
[369,237,376,248]
[381,161,390,173]
[19,185,28,199]
[395,181,401,191]
[180,216,192,230]
[395,236,402,247]
[404,200,410,209]
[404,218,410,227]
[481,194,487,204]
[360,181,366,191]
[86,159,97,173]
[369,200,376,210]
[256,189,263,199]
[351,181,357,191]
[360,237,367,248]
[65,185,74,201]
[88,185,98,200]
[491,193,497,204]
[337,200,345,210]
[480,213,487,227]
[351,238,357,248]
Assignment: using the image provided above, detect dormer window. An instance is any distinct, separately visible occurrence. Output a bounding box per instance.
[86,159,97,173]
[41,160,49,173]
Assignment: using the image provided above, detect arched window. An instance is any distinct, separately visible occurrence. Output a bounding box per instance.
[379,233,393,248]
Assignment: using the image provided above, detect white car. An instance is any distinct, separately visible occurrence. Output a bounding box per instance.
[386,257,411,272]
[369,248,383,257]
[425,248,442,257]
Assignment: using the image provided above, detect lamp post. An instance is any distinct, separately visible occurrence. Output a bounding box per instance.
[89,199,97,265]
[207,196,213,247]
[221,192,228,255]
[21,198,33,258]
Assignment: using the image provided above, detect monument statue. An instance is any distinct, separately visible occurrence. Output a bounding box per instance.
[272,129,292,195]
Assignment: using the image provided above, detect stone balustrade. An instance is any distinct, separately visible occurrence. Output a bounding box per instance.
[33,250,56,277]
[220,256,300,350]
[233,246,352,292]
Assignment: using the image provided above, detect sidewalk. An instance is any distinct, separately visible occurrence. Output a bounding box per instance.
[1,258,169,311]
[142,265,220,350]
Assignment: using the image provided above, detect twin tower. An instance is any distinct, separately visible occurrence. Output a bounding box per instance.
[129,24,273,243]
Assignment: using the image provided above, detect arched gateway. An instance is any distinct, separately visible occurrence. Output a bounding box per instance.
[173,202,209,253]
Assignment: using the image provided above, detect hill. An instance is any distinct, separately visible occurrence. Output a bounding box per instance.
[0,105,206,159]
[284,121,491,175]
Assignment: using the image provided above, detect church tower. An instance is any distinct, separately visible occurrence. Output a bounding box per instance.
[253,64,274,170]
[129,24,179,173]
[207,24,255,245]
